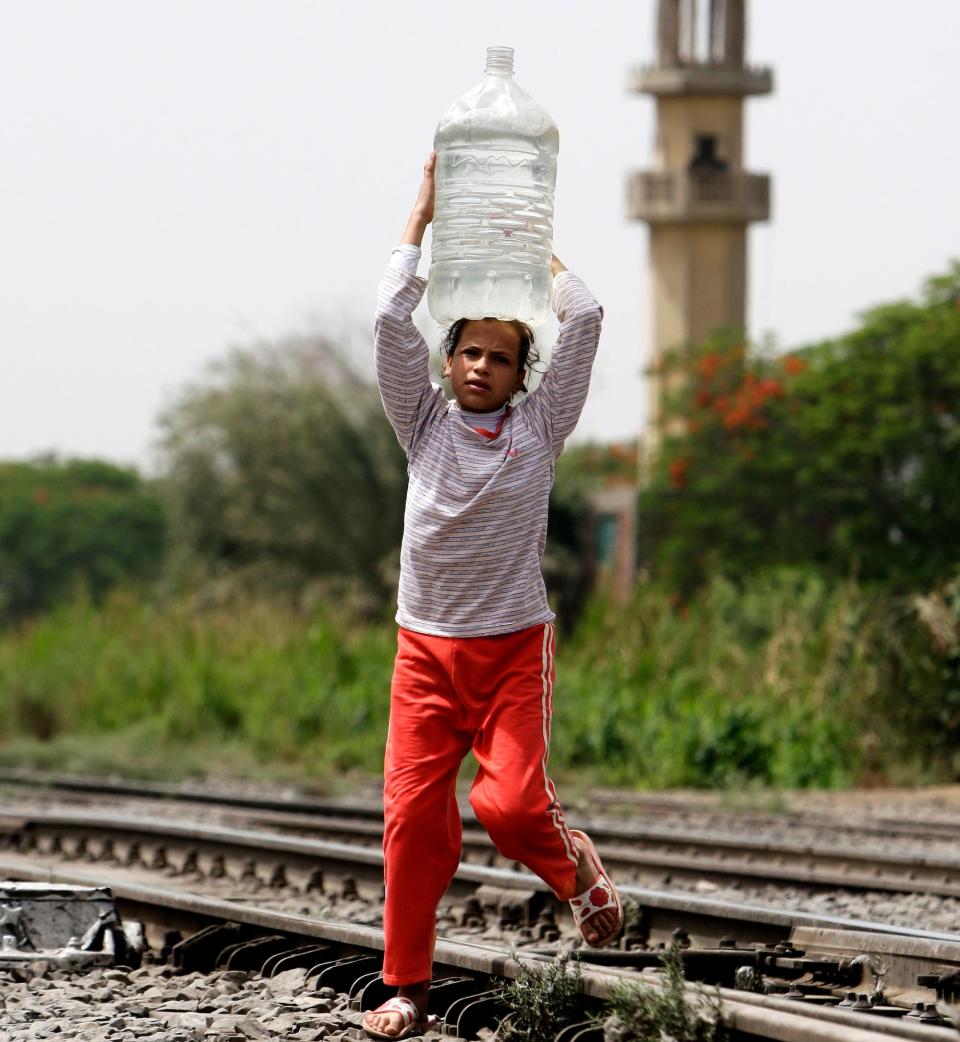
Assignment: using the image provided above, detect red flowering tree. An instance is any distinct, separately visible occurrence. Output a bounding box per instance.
[640,262,960,592]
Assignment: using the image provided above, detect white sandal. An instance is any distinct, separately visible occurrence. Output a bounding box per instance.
[363,995,433,1039]
[568,828,623,947]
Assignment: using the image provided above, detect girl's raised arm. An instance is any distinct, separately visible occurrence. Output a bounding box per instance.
[374,152,445,457]
[400,151,436,247]
[520,262,603,458]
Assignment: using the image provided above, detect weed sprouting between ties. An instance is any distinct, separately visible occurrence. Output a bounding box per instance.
[603,943,729,1042]
[498,950,583,1041]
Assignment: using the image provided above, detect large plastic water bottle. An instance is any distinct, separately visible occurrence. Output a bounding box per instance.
[428,46,559,328]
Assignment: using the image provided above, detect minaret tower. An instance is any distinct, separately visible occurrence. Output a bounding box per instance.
[629,0,772,450]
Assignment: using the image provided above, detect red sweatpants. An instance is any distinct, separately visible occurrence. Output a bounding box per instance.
[381,622,579,985]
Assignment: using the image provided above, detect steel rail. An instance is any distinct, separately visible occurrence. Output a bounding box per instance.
[0,855,956,1042]
[586,787,960,841]
[0,767,384,818]
[7,801,960,907]
[230,808,960,900]
[5,766,960,845]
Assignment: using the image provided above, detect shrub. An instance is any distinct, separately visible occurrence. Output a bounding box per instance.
[156,333,408,613]
[606,943,729,1042]
[0,457,165,622]
[641,262,960,592]
[499,951,583,1041]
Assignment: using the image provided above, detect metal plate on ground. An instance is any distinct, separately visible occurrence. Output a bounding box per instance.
[0,881,140,971]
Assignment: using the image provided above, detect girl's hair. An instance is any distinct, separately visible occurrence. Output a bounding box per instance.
[440,318,541,394]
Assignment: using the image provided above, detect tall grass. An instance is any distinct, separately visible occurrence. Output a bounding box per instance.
[1,569,956,788]
[558,571,877,788]
[572,567,958,787]
[0,592,396,782]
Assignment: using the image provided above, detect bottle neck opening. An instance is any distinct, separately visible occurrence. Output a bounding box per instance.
[484,46,514,76]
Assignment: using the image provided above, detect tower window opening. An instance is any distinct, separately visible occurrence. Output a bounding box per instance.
[688,135,727,173]
[689,135,730,202]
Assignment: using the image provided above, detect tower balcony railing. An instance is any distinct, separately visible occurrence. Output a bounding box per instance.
[628,170,770,224]
[629,61,773,97]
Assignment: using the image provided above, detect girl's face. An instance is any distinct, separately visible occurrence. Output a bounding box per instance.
[442,319,523,413]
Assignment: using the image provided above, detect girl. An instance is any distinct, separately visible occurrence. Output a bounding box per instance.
[364,152,620,1040]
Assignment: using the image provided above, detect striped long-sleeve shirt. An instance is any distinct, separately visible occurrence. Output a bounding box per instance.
[374,265,603,637]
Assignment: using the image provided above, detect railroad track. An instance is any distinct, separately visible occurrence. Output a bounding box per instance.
[6,768,960,848]
[2,809,960,1014]
[2,858,958,1041]
[587,787,960,845]
[3,772,960,1037]
[7,807,960,944]
[6,788,960,904]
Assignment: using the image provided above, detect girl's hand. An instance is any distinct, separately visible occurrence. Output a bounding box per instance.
[550,254,568,277]
[400,151,437,246]
[413,150,436,224]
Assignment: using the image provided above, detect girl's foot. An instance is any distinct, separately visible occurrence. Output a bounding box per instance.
[571,830,621,946]
[363,982,430,1038]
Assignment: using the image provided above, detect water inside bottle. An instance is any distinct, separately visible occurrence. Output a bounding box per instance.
[428,48,558,328]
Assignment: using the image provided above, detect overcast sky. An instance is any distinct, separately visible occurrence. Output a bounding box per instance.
[3,1,958,471]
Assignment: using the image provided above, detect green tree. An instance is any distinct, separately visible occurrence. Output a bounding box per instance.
[156,333,409,613]
[641,262,960,592]
[0,457,166,622]
[158,329,595,619]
